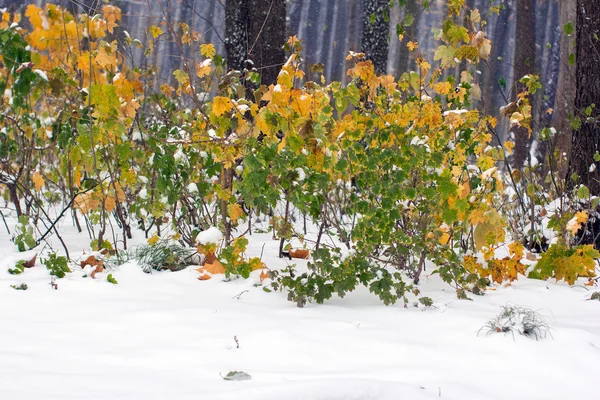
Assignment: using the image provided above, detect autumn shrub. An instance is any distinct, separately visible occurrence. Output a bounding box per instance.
[1,2,596,306]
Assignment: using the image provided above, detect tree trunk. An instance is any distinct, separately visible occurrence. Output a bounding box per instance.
[361,0,390,75]
[554,0,577,161]
[512,0,536,169]
[225,0,248,72]
[567,0,600,194]
[248,0,286,86]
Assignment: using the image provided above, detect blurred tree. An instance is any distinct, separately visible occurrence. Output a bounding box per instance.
[567,0,600,194]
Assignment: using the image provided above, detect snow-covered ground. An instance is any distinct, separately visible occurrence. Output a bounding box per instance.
[1,219,599,400]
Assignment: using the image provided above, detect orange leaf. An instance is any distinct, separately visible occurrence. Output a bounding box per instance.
[259,269,270,282]
[32,172,45,191]
[289,249,310,259]
[198,274,212,280]
[202,259,225,274]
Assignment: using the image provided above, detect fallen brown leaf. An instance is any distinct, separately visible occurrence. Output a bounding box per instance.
[90,264,104,279]
[80,255,103,268]
[202,259,225,274]
[259,269,270,283]
[23,254,37,268]
[289,249,310,259]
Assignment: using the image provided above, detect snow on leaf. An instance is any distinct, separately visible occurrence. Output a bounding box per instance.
[222,371,251,381]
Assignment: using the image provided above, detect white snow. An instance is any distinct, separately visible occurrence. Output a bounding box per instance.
[196,226,223,245]
[33,69,48,81]
[443,109,468,116]
[187,182,198,193]
[0,219,598,400]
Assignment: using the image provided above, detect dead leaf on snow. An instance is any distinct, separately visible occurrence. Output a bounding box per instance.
[23,254,37,268]
[259,269,270,283]
[289,249,310,259]
[90,264,104,279]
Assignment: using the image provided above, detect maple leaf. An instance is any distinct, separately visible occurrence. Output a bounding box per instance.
[504,140,515,155]
[25,4,43,29]
[407,41,418,51]
[227,203,243,223]
[104,195,117,212]
[95,45,116,69]
[173,70,189,85]
[434,45,457,68]
[432,81,451,95]
[160,84,175,96]
[196,58,212,78]
[102,5,121,34]
[32,171,45,191]
[575,210,588,224]
[201,43,216,58]
[212,96,232,116]
[149,25,163,38]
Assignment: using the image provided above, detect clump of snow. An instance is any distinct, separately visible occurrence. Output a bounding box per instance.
[443,109,468,116]
[187,183,198,193]
[196,226,223,245]
[410,136,426,146]
[295,167,306,182]
[481,167,497,180]
[33,69,48,81]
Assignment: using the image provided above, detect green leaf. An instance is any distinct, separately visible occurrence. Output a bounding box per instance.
[578,185,590,199]
[564,22,574,35]
[222,371,252,381]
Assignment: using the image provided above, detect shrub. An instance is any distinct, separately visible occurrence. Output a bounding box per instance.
[133,240,196,273]
[479,305,551,340]
[42,253,71,278]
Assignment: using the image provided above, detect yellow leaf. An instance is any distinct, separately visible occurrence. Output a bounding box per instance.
[149,25,163,38]
[148,235,160,246]
[25,5,43,29]
[407,41,418,51]
[102,5,121,34]
[32,172,44,191]
[104,196,117,212]
[432,82,452,95]
[196,59,212,78]
[504,140,515,155]
[212,96,232,116]
[576,210,588,224]
[201,43,216,58]
[95,45,116,69]
[227,203,243,223]
[160,84,175,96]
[439,232,451,245]
[458,182,470,199]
